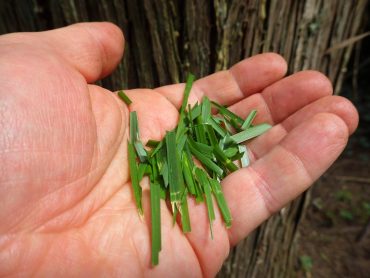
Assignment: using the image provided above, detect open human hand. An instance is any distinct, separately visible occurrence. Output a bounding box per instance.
[0,23,358,277]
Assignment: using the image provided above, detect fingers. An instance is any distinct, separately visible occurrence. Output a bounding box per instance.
[223,113,349,245]
[40,22,124,82]
[228,71,333,125]
[248,95,359,159]
[155,53,287,108]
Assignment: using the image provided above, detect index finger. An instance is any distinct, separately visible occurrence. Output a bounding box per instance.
[155,53,287,108]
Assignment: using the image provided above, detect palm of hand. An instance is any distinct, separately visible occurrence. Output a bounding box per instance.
[0,23,358,277]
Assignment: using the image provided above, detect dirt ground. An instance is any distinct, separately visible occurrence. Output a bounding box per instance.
[296,87,370,277]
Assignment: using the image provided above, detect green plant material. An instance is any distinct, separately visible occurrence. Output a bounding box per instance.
[129,111,139,142]
[238,145,250,167]
[209,179,232,228]
[195,168,215,238]
[134,141,148,162]
[137,163,148,181]
[130,111,147,162]
[213,145,239,173]
[182,152,196,195]
[299,255,313,273]
[241,109,257,130]
[211,101,244,127]
[166,131,183,208]
[177,74,195,139]
[188,141,224,177]
[201,96,211,122]
[117,90,132,105]
[127,141,143,216]
[335,189,353,202]
[150,180,161,266]
[339,209,354,221]
[209,117,227,137]
[230,123,272,144]
[147,139,160,148]
[124,73,271,265]
[180,189,191,232]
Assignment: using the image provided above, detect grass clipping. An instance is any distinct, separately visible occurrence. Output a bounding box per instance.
[119,75,271,266]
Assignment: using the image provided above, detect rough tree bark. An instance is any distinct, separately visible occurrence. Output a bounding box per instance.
[0,0,368,276]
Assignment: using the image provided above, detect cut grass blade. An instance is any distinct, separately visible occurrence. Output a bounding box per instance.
[213,145,239,173]
[150,181,161,265]
[118,90,132,105]
[209,179,232,228]
[201,96,211,122]
[134,141,148,162]
[238,145,250,167]
[127,141,143,217]
[230,123,272,144]
[166,131,182,208]
[130,111,139,143]
[211,101,244,126]
[182,152,196,195]
[188,142,224,177]
[177,74,195,139]
[241,109,257,130]
[208,117,227,137]
[138,163,148,181]
[195,168,215,238]
[180,189,191,233]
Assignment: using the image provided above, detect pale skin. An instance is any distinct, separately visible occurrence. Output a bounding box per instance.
[0,22,359,277]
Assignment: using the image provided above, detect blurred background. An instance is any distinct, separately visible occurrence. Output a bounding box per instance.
[0,0,369,277]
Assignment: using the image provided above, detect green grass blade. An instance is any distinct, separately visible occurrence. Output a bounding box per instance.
[188,136,213,155]
[138,163,148,181]
[195,168,215,238]
[177,74,195,139]
[134,141,147,162]
[206,124,218,146]
[211,101,244,126]
[238,145,250,167]
[182,152,196,195]
[180,189,191,233]
[166,131,182,207]
[223,146,239,158]
[201,96,211,122]
[176,132,188,153]
[150,140,164,158]
[190,102,201,119]
[209,179,232,228]
[241,109,257,130]
[209,117,227,137]
[230,123,271,144]
[150,181,161,265]
[118,90,132,105]
[188,142,223,177]
[129,111,139,143]
[195,116,208,144]
[213,145,239,173]
[127,141,143,216]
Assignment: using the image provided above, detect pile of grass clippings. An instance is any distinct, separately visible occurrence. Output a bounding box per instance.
[118,74,271,265]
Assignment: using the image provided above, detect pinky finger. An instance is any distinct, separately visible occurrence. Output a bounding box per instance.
[221,112,349,245]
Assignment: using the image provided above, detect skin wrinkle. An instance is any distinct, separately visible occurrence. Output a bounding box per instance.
[29,85,128,233]
[226,69,247,101]
[247,166,280,215]
[35,129,128,234]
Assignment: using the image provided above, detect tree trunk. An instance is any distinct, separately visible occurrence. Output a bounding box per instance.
[0,0,367,276]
